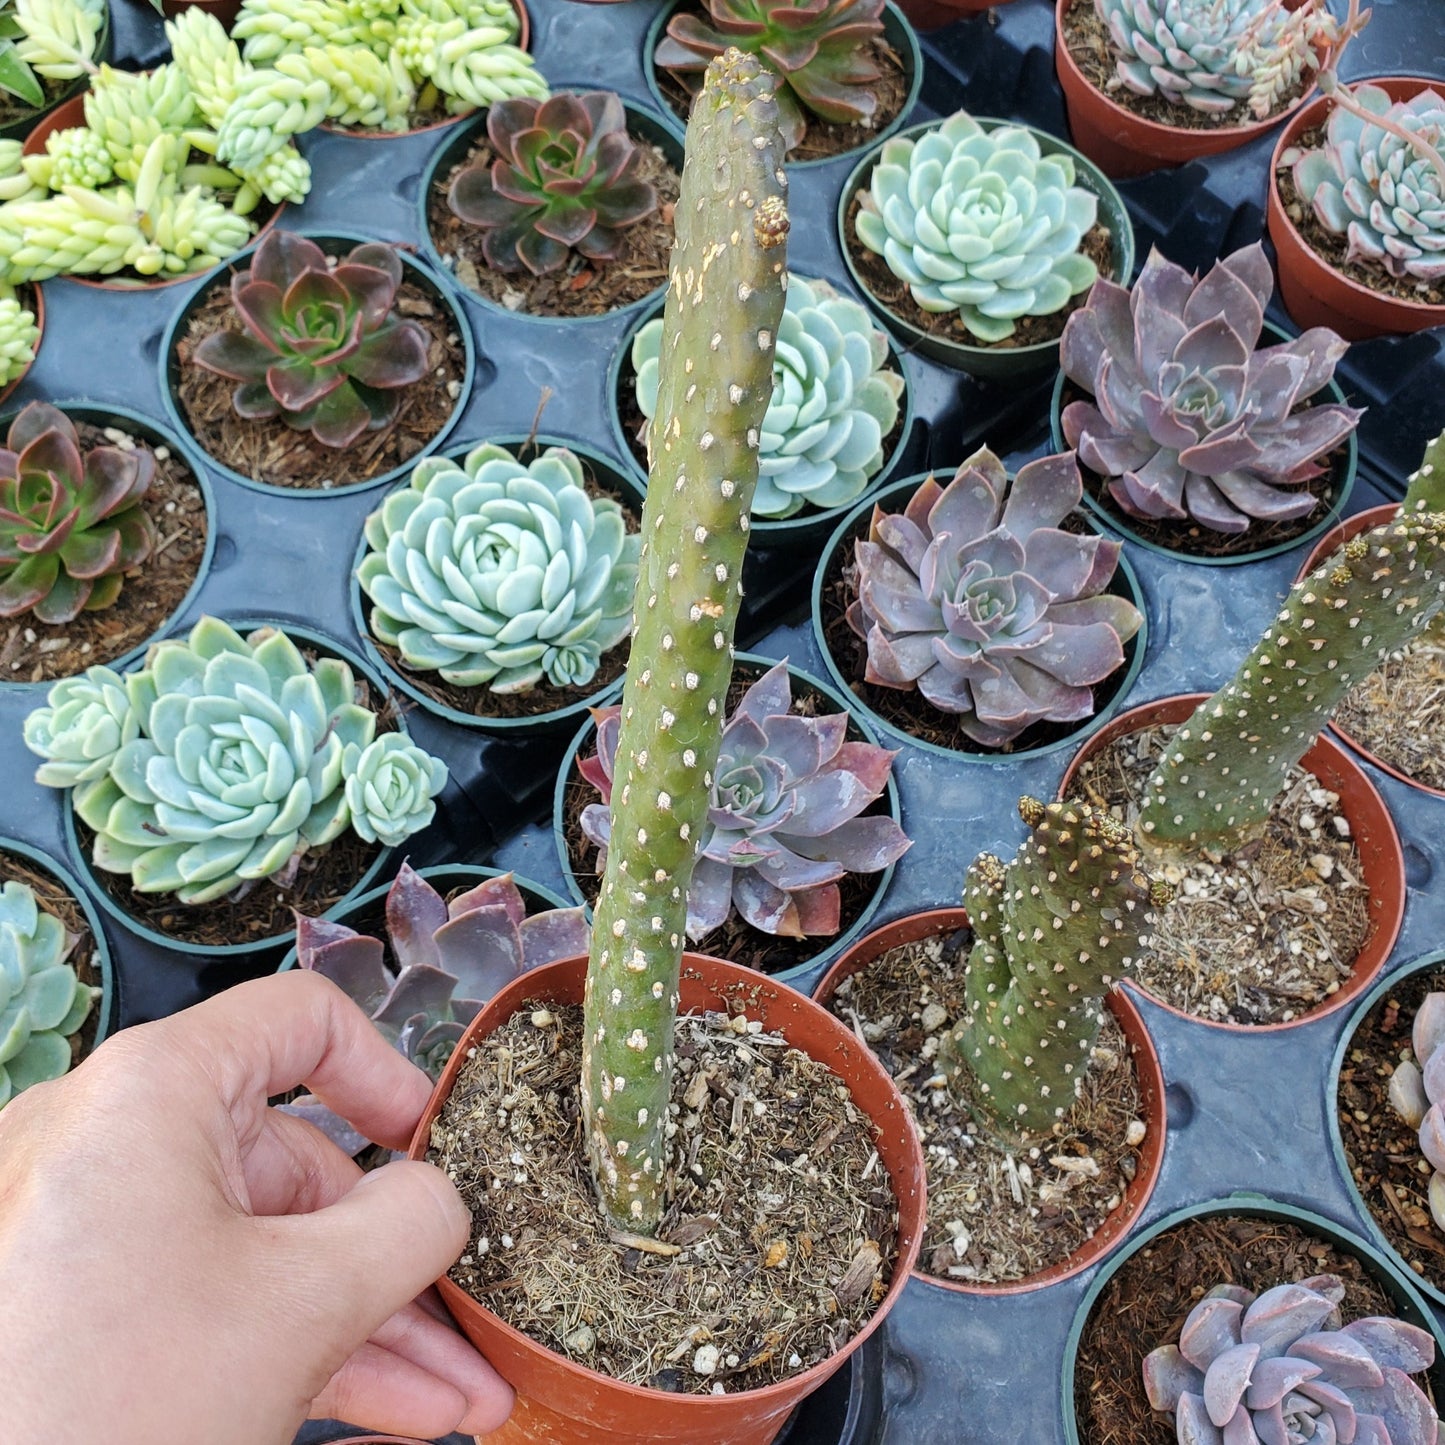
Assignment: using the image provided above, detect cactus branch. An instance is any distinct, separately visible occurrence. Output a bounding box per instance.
[938,798,1169,1142]
[580,49,788,1234]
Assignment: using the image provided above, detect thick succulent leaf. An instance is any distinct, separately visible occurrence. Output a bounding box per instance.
[1413,993,1445,1068]
[1241,1285,1338,1359]
[194,327,280,382]
[278,1093,370,1157]
[303,934,391,1014]
[1176,1393,1225,1445]
[384,862,447,972]
[433,908,523,1001]
[1339,1318,1437,1374]
[517,907,590,966]
[346,319,430,391]
[1347,1368,1440,1445]
[1203,1343,1261,1426]
[371,965,459,1031]
[1144,1345,1206,1412]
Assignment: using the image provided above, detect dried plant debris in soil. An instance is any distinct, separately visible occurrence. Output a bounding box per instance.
[0,849,102,1067]
[845,191,1114,350]
[2,424,208,685]
[1060,0,1310,131]
[653,35,911,165]
[1332,625,1445,790]
[1277,133,1445,308]
[429,1002,899,1392]
[428,138,679,318]
[828,928,1145,1285]
[1074,1215,1427,1445]
[173,276,464,490]
[1076,722,1370,1025]
[1338,964,1445,1288]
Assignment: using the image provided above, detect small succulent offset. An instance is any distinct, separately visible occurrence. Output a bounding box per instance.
[1387,993,1445,1233]
[284,862,589,1152]
[191,231,431,449]
[580,660,911,940]
[1291,82,1445,283]
[847,447,1142,748]
[1060,243,1362,535]
[854,111,1100,344]
[0,402,157,625]
[358,443,640,693]
[23,617,448,905]
[632,274,904,519]
[0,879,99,1108]
[652,0,886,153]
[447,91,659,277]
[1142,1274,1442,1445]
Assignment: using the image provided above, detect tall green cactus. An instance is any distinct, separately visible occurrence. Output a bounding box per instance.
[1139,428,1445,852]
[580,50,788,1233]
[938,798,1171,1141]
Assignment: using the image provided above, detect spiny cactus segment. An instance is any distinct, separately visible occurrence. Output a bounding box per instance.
[579,48,788,1234]
[939,797,1170,1141]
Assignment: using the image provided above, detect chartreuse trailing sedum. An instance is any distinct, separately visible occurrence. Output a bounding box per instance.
[23,618,448,905]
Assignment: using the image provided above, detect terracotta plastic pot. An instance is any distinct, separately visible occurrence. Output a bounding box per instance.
[1268,76,1445,339]
[1058,692,1406,1031]
[1294,503,1445,800]
[1054,0,1317,177]
[893,0,1008,29]
[812,907,1166,1294]
[407,951,927,1445]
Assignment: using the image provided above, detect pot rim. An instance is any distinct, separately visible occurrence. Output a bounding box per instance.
[811,905,1168,1295]
[0,400,219,694]
[158,230,475,498]
[808,469,1148,760]
[348,431,647,734]
[1056,691,1405,1033]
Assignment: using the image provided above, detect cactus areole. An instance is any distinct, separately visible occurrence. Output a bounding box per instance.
[580,49,789,1234]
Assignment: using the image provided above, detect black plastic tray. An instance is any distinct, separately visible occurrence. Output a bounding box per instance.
[0,1,1440,1441]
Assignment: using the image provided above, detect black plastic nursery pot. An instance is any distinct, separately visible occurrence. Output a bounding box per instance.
[349,432,647,735]
[1048,324,1361,569]
[57,619,403,963]
[0,401,217,693]
[808,470,1147,761]
[641,0,924,171]
[159,231,475,497]
[1062,1195,1445,1445]
[837,116,1135,379]
[606,290,918,551]
[551,652,905,989]
[417,98,686,328]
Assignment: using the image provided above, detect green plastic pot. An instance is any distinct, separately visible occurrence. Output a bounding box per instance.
[349,432,646,736]
[160,231,475,498]
[810,470,1147,761]
[606,289,916,550]
[551,652,903,989]
[1049,323,1360,568]
[59,619,402,961]
[838,117,1135,379]
[0,401,217,694]
[0,2,111,144]
[1062,1195,1445,1444]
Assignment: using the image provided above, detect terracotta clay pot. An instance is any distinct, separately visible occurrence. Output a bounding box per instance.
[407,952,927,1445]
[1294,504,1445,800]
[328,1438,430,1443]
[893,0,1009,29]
[812,907,1166,1294]
[1054,0,1318,177]
[1267,76,1445,340]
[1058,693,1407,1031]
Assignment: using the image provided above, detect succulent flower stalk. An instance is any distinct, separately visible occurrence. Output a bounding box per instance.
[1387,992,1445,1234]
[632,274,904,519]
[652,0,886,153]
[580,49,788,1234]
[191,231,431,450]
[854,111,1100,344]
[1060,243,1362,535]
[286,862,588,1151]
[358,443,640,693]
[1142,1274,1442,1445]
[0,878,99,1108]
[847,447,1142,747]
[447,91,659,277]
[938,797,1170,1140]
[0,403,157,625]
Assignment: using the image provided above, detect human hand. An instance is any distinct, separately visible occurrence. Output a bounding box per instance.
[0,969,513,1445]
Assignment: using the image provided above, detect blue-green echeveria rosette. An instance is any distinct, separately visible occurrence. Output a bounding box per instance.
[22,665,138,786]
[357,443,640,694]
[853,111,1100,344]
[0,879,99,1108]
[23,617,448,906]
[631,275,904,519]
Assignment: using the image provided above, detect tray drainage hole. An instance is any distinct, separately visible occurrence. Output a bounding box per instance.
[211,534,238,573]
[1405,842,1433,891]
[1165,1082,1196,1129]
[398,172,420,206]
[883,1343,918,1407]
[140,326,163,365]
